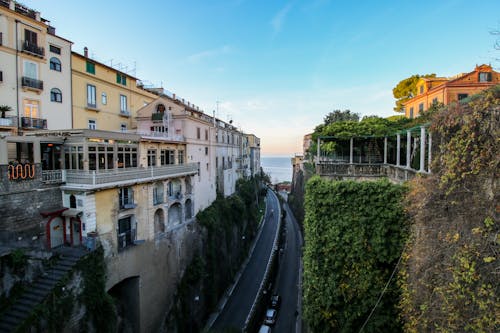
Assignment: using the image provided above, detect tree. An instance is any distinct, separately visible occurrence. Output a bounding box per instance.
[392,74,436,112]
[323,109,359,125]
[0,105,12,118]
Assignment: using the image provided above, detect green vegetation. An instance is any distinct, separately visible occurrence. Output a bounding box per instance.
[303,177,408,332]
[398,85,499,332]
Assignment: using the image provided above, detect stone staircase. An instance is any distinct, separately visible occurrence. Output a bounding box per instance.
[0,247,88,333]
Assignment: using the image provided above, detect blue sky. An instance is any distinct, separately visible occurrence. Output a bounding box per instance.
[24,0,500,155]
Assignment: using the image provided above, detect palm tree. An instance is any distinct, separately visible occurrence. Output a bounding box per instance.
[0,105,12,118]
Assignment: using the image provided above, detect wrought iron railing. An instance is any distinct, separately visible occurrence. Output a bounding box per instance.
[21,76,43,90]
[21,117,47,129]
[22,40,44,57]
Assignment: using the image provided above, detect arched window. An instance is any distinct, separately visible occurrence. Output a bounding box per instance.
[154,208,165,233]
[153,181,164,205]
[168,203,182,226]
[185,199,193,220]
[50,88,62,103]
[185,177,192,194]
[156,104,165,113]
[69,194,76,208]
[49,57,61,72]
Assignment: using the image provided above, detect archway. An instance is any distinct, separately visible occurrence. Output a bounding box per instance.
[168,203,182,226]
[185,199,193,220]
[108,276,140,332]
[154,208,165,233]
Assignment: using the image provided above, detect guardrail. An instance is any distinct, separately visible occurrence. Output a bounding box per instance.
[317,162,420,182]
[65,163,198,186]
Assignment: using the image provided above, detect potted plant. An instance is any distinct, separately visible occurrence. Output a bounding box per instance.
[0,105,12,118]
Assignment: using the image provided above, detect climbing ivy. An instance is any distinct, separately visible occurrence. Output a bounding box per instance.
[303,177,408,332]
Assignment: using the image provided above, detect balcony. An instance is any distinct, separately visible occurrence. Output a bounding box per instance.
[151,112,164,121]
[21,117,47,129]
[135,131,185,142]
[63,163,199,189]
[120,110,130,117]
[22,40,44,57]
[0,116,17,127]
[22,76,43,91]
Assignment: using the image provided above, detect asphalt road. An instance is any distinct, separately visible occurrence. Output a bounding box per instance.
[211,190,281,331]
[271,198,302,333]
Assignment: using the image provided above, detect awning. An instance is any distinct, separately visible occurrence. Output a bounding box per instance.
[61,209,83,218]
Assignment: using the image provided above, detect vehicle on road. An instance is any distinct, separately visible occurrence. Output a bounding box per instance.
[259,324,272,333]
[264,309,277,325]
[270,295,281,310]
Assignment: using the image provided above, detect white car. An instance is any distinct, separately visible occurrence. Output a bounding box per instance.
[259,324,272,333]
[264,308,277,325]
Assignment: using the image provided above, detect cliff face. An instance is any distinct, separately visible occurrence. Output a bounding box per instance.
[399,86,499,332]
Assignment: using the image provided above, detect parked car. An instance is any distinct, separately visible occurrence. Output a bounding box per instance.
[270,294,281,309]
[264,308,277,325]
[259,324,272,333]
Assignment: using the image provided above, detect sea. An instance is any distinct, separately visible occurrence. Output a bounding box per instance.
[261,156,293,184]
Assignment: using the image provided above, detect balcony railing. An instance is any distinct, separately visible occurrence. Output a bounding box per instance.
[21,117,47,129]
[22,76,43,90]
[64,163,198,187]
[120,110,130,117]
[41,170,64,184]
[0,116,18,127]
[135,131,185,142]
[22,40,44,57]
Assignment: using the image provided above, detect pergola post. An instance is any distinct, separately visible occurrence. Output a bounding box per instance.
[428,132,432,173]
[419,127,426,172]
[349,137,353,164]
[383,137,388,164]
[396,133,400,166]
[406,130,411,169]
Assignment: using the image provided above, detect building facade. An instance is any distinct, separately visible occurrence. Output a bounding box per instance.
[403,64,500,118]
[0,0,72,135]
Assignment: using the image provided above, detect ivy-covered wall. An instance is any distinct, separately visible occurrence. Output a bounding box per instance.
[303,177,407,332]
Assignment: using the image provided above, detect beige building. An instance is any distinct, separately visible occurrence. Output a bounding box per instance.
[71,49,158,132]
[0,0,72,135]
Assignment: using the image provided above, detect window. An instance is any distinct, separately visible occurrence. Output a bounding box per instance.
[23,99,39,118]
[23,61,38,79]
[432,97,438,105]
[419,85,424,94]
[101,92,107,105]
[178,150,184,164]
[116,73,126,85]
[24,29,37,46]
[49,45,61,54]
[88,119,96,130]
[50,88,62,103]
[86,61,95,74]
[153,182,164,205]
[87,84,96,108]
[117,146,138,168]
[197,127,201,139]
[147,149,157,166]
[205,147,208,155]
[478,72,492,82]
[50,57,61,71]
[119,187,135,209]
[161,149,175,165]
[409,107,414,119]
[117,216,136,250]
[64,145,84,170]
[418,103,424,114]
[458,93,468,101]
[205,129,208,140]
[120,95,128,113]
[216,156,218,168]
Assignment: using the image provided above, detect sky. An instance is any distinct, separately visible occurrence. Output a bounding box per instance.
[22,0,500,156]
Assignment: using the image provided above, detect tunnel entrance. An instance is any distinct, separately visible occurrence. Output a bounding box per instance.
[108,276,140,332]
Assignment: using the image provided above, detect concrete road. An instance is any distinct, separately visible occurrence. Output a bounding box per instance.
[272,200,303,333]
[210,190,281,331]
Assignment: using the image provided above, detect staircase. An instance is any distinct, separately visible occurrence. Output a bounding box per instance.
[0,247,87,333]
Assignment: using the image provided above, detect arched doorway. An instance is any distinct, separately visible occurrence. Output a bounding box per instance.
[168,203,182,226]
[185,199,193,220]
[154,208,165,233]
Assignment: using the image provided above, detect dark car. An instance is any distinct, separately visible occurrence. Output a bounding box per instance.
[270,295,281,309]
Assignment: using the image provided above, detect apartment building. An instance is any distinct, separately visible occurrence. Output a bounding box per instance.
[246,133,261,177]
[404,64,500,118]
[71,49,158,132]
[0,0,72,134]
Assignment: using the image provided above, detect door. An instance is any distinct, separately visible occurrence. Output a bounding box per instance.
[71,218,82,246]
[49,217,64,248]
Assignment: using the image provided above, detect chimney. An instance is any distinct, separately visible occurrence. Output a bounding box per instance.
[173,93,176,100]
[84,47,88,58]
[35,11,41,21]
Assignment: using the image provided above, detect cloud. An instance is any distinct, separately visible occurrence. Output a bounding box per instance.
[271,3,293,34]
[187,45,232,63]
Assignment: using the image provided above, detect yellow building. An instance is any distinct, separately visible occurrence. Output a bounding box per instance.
[71,49,158,131]
[403,64,500,118]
